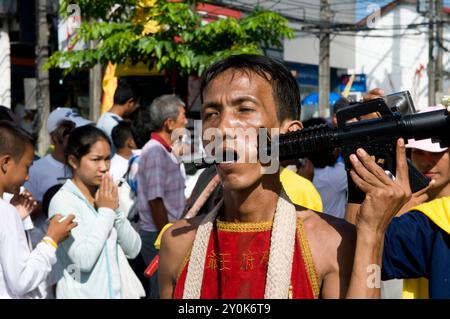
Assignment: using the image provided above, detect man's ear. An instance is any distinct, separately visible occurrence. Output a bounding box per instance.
[279,120,303,134]
[0,155,12,174]
[67,154,79,171]
[127,137,137,149]
[124,98,135,111]
[50,132,62,145]
[126,98,134,106]
[165,117,176,132]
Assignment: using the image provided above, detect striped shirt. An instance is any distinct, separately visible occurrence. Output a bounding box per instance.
[137,139,186,232]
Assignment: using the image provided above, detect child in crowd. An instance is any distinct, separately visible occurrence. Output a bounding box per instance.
[0,121,77,299]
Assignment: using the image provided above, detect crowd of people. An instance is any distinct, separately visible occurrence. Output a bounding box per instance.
[0,54,449,299]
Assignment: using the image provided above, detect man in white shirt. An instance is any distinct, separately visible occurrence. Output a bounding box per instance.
[110,121,137,182]
[97,78,140,142]
[24,108,91,248]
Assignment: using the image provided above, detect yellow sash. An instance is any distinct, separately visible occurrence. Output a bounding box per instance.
[280,167,323,213]
[402,196,450,299]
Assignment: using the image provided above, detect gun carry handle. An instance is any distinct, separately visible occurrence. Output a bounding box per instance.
[337,98,393,130]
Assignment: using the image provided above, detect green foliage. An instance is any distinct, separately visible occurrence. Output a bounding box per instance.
[47,0,294,76]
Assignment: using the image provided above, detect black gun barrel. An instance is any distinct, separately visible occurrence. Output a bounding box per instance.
[276,123,338,161]
[402,109,450,141]
[193,108,450,168]
[276,109,450,161]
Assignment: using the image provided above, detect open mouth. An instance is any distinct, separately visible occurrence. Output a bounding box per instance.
[219,149,239,163]
[195,148,240,169]
[205,148,239,164]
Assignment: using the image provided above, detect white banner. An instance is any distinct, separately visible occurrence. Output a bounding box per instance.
[24,78,37,110]
[57,2,86,68]
[0,31,11,108]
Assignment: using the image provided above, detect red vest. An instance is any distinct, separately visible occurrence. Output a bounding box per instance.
[174,218,319,299]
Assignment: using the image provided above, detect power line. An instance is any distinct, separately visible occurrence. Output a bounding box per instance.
[214,0,448,39]
[250,0,382,11]
[437,35,450,52]
[331,39,418,70]
[300,20,447,32]
[268,0,283,10]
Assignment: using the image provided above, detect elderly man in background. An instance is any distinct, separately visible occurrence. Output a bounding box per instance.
[136,94,188,299]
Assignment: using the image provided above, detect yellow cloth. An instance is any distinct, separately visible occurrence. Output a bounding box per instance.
[403,277,429,299]
[280,167,323,213]
[402,196,450,299]
[414,197,450,235]
[115,61,162,77]
[154,168,323,249]
[154,223,173,250]
[100,62,117,114]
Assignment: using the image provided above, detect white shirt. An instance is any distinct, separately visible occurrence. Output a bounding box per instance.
[184,167,205,198]
[24,154,71,202]
[97,112,122,141]
[0,198,56,299]
[23,154,69,251]
[110,154,130,182]
[3,191,54,298]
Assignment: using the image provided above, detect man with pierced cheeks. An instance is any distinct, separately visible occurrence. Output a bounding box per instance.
[159,54,411,299]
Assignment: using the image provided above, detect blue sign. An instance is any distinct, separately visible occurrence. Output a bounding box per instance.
[302,92,342,106]
[339,74,367,93]
[285,62,318,87]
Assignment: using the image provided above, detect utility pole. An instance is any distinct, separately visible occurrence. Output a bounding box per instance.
[319,0,331,118]
[89,63,102,122]
[427,0,436,106]
[435,0,444,99]
[36,0,51,156]
[89,33,102,121]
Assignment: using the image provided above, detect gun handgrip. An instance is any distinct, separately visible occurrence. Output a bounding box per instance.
[347,158,430,204]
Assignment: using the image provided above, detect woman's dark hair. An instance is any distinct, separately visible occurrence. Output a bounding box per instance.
[42,184,63,218]
[200,54,301,121]
[65,125,111,163]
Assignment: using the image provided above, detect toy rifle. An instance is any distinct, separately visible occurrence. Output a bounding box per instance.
[274,94,450,203]
[194,91,450,203]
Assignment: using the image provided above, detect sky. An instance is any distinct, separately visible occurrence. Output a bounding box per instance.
[355,0,450,20]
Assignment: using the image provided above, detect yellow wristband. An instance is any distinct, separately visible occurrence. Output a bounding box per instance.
[42,236,58,249]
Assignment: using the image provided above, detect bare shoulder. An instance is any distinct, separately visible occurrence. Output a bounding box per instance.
[161,215,203,258]
[160,215,204,282]
[298,208,356,244]
[296,207,356,285]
